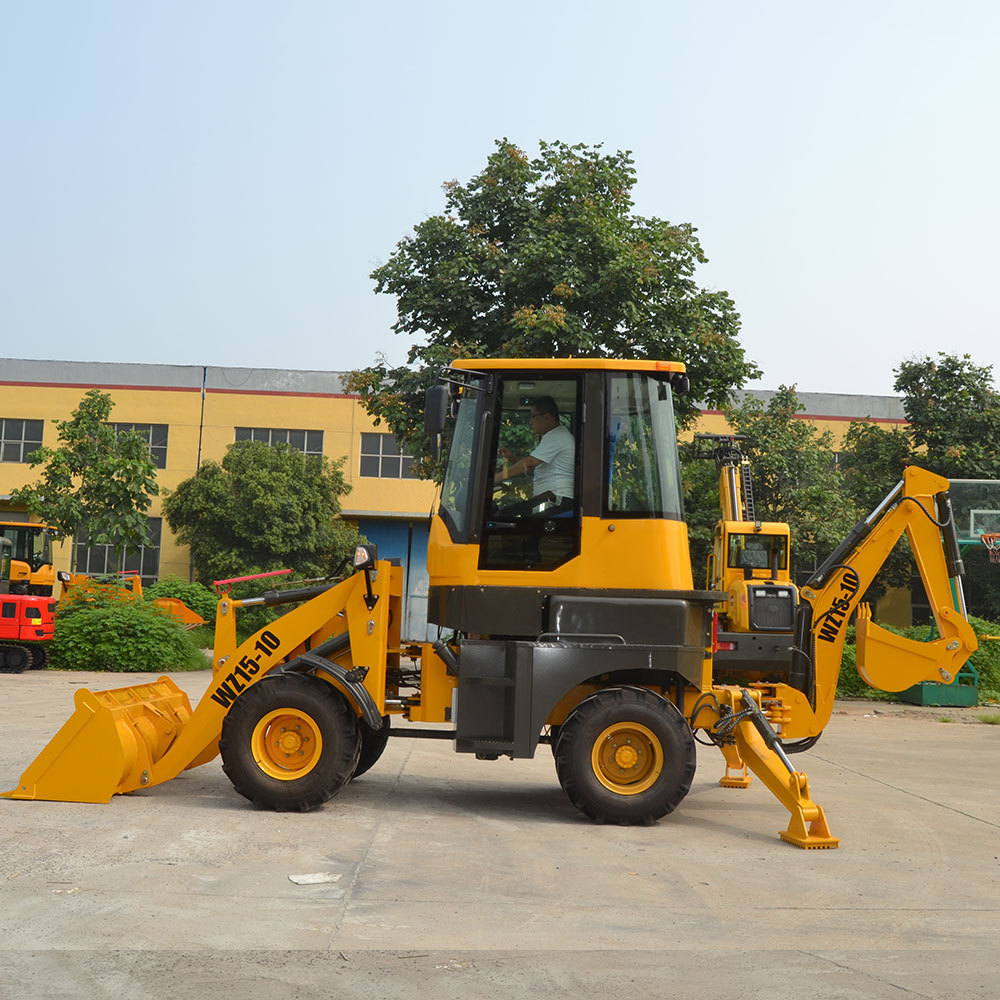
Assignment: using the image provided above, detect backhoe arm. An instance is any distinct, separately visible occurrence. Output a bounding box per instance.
[798,466,977,731]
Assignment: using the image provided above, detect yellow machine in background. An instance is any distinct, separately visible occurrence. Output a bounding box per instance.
[694,434,801,682]
[3,360,979,849]
[0,521,56,596]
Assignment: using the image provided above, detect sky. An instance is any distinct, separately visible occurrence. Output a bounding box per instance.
[2,1,998,397]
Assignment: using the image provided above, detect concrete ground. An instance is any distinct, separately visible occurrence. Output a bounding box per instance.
[1,669,999,999]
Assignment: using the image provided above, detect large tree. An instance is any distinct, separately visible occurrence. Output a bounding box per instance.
[11,389,159,569]
[163,440,360,585]
[348,139,759,468]
[893,353,1000,479]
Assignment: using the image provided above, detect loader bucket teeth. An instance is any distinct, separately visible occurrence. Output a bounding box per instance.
[2,678,192,803]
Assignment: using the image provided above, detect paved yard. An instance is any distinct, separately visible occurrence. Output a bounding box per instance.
[1,670,998,998]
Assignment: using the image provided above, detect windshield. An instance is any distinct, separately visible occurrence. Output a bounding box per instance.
[606,374,683,518]
[439,379,483,538]
[727,532,788,571]
[0,525,51,571]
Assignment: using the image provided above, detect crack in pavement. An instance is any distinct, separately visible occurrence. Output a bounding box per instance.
[811,754,1000,829]
[327,741,416,947]
[804,950,938,998]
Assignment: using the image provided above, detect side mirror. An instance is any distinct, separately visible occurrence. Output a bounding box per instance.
[424,384,449,436]
[671,374,690,396]
[424,383,450,461]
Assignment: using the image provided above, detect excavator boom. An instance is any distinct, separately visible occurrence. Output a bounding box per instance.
[794,466,977,733]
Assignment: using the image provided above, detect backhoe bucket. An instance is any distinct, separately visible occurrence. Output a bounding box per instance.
[2,678,193,803]
[855,604,978,692]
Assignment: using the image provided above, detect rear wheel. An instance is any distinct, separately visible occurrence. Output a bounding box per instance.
[27,644,48,669]
[352,715,391,779]
[220,673,360,811]
[555,686,696,825]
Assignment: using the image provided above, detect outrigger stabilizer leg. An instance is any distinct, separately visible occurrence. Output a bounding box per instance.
[711,688,840,850]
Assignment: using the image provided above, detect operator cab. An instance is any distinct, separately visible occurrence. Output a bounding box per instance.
[434,361,688,574]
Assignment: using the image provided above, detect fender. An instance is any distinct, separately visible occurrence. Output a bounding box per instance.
[281,651,384,730]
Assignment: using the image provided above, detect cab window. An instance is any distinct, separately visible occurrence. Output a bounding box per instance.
[727,533,787,571]
[480,377,581,571]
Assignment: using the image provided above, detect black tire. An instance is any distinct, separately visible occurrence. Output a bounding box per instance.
[555,686,696,826]
[548,724,561,759]
[0,644,29,674]
[220,673,361,811]
[352,714,391,779]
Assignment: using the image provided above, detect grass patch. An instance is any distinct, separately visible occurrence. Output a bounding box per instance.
[976,713,1000,725]
[185,623,216,651]
[938,716,954,723]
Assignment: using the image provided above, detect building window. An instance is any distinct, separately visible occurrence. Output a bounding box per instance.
[110,423,169,470]
[74,517,162,589]
[360,433,418,479]
[0,418,43,463]
[235,427,324,457]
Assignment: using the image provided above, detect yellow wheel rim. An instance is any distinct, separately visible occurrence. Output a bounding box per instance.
[251,709,323,781]
[591,722,663,796]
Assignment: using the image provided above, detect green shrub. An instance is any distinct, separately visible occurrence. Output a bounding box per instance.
[144,577,220,623]
[967,616,1000,702]
[51,594,208,672]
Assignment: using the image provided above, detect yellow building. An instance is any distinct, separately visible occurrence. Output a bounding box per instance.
[0,360,907,632]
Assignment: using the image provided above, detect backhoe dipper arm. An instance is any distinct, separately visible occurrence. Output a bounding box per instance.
[797,466,978,732]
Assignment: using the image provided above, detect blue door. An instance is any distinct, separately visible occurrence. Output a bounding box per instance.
[355,518,432,640]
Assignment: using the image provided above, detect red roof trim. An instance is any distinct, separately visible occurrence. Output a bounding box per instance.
[206,388,358,399]
[0,380,360,400]
[0,380,201,393]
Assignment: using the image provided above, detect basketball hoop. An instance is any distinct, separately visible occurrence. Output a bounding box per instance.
[982,533,1000,564]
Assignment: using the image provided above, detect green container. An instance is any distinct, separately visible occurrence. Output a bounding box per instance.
[898,663,979,707]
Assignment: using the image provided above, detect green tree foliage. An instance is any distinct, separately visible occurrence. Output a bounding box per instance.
[348,139,759,468]
[838,421,914,512]
[52,592,206,672]
[682,387,856,582]
[838,354,1000,611]
[893,353,1000,479]
[11,389,159,567]
[836,420,916,597]
[162,440,361,585]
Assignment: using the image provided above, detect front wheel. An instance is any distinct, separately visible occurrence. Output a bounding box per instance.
[220,673,361,811]
[555,686,696,825]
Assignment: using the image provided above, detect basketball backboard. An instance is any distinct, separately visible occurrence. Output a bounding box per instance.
[946,479,1000,544]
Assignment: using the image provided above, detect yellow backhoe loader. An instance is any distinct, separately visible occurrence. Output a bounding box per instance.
[694,433,800,683]
[3,359,978,849]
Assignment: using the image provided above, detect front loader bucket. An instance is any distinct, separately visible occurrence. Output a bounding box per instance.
[2,678,193,803]
[152,597,207,629]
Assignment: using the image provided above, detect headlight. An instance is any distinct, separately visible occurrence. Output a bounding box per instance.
[353,544,378,570]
